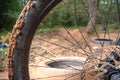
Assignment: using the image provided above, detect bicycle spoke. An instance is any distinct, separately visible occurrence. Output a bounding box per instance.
[64,72,81,80]
[78,29,93,53]
[116,30,120,42]
[30,65,47,68]
[36,38,89,56]
[102,0,113,46]
[63,27,90,55]
[81,0,104,47]
[62,0,92,54]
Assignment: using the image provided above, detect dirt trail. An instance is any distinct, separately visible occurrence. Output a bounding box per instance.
[29,28,117,79]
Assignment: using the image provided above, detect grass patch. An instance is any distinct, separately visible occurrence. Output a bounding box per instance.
[36,28,46,34]
[36,25,86,34]
[36,25,63,34]
[66,24,86,30]
[93,23,120,33]
[0,48,7,69]
[0,29,11,38]
[108,23,120,30]
[32,23,120,35]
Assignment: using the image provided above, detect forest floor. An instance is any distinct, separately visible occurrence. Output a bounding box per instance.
[0,28,118,80]
[29,28,117,79]
[0,71,8,80]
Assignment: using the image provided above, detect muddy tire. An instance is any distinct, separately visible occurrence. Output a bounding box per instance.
[8,0,62,80]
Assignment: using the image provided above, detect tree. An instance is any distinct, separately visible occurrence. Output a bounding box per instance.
[0,0,22,30]
[115,0,120,23]
[73,0,78,26]
[86,0,100,33]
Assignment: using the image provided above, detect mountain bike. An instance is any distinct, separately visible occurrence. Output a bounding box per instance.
[8,0,120,80]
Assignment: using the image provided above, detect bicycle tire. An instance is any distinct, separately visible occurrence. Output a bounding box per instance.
[8,0,62,80]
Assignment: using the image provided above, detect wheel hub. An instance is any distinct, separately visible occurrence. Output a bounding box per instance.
[83,45,120,80]
[99,51,120,80]
[111,73,120,80]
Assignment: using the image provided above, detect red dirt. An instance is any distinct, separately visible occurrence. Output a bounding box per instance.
[29,28,118,79]
[0,71,8,80]
[0,28,117,80]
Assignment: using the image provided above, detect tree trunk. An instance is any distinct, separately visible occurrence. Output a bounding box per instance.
[73,0,78,26]
[86,0,99,33]
[115,0,120,24]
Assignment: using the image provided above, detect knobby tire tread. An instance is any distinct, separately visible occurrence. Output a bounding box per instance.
[8,0,62,80]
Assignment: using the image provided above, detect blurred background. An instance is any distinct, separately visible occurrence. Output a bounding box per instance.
[0,0,120,79]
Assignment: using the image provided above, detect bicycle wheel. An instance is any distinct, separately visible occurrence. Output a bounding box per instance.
[8,0,120,80]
